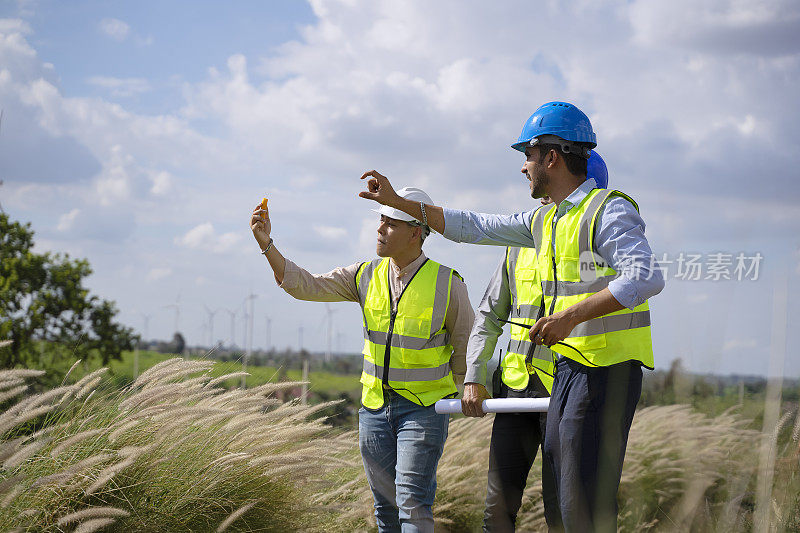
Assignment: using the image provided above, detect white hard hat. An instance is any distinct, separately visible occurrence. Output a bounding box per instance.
[372,187,434,230]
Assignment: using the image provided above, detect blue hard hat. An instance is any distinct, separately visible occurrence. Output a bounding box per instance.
[511,101,597,153]
[587,150,608,189]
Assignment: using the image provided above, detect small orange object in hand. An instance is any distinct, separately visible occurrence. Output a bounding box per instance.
[260,198,268,220]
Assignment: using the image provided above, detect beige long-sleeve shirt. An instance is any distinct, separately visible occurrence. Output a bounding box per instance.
[278,252,474,386]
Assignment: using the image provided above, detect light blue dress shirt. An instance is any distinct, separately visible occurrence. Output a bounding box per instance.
[441,179,665,310]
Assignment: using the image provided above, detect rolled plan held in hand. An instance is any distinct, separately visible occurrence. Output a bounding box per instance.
[435,397,550,414]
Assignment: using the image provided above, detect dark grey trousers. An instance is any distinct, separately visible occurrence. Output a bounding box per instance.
[483,377,561,532]
[542,358,643,533]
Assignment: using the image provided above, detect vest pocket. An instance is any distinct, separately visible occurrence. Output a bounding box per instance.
[501,354,529,391]
[564,324,607,353]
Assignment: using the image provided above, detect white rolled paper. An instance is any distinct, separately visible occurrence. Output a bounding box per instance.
[435,397,550,414]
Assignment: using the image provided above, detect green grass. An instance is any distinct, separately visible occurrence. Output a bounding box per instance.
[59,350,363,404]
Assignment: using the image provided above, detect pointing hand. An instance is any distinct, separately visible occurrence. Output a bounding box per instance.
[359,170,400,207]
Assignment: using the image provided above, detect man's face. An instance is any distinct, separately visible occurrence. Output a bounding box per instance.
[376,215,419,257]
[522,146,549,199]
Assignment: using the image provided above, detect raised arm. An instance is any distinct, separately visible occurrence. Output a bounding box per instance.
[250,203,360,302]
[251,202,286,284]
[359,170,536,248]
[359,170,446,234]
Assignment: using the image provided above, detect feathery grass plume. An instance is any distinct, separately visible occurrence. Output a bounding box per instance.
[0,369,45,381]
[0,386,28,405]
[791,407,800,444]
[283,399,346,422]
[17,508,37,518]
[0,476,21,497]
[76,377,103,400]
[57,506,130,525]
[137,360,214,388]
[0,359,376,530]
[50,428,105,458]
[73,367,109,390]
[216,501,257,532]
[106,419,142,442]
[205,372,250,389]
[130,357,184,388]
[26,384,79,410]
[30,453,116,488]
[0,378,24,391]
[250,380,309,397]
[0,404,57,437]
[3,436,51,470]
[61,359,83,385]
[73,517,117,533]
[0,436,25,463]
[1,485,22,508]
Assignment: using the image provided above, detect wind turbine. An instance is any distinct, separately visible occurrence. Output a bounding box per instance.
[324,304,337,363]
[204,305,220,348]
[265,315,272,351]
[163,292,181,335]
[223,308,237,348]
[242,293,257,387]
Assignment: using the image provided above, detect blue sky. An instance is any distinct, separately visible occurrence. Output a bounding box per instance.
[1,0,799,378]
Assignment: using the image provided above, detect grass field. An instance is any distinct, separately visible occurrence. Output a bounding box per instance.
[3,354,798,531]
[59,349,362,404]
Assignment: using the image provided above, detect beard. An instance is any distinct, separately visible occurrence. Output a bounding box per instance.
[529,166,548,199]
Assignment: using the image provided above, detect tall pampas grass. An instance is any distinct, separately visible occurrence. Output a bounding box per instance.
[2,357,797,531]
[0,359,361,532]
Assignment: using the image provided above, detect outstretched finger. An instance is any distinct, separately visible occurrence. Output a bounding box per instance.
[360,169,385,181]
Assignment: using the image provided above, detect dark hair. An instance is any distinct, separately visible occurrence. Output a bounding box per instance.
[537,143,590,177]
[406,221,430,245]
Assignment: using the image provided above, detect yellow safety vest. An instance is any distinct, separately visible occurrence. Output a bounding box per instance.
[501,246,554,393]
[532,188,654,368]
[355,257,458,409]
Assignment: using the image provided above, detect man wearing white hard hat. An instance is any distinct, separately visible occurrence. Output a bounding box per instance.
[250,187,474,533]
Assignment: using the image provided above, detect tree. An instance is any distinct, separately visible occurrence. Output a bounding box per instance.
[0,213,137,368]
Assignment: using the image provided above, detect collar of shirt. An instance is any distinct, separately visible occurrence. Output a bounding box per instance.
[555,177,598,220]
[390,252,427,281]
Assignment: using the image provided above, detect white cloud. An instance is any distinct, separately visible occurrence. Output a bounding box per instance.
[313,225,347,240]
[57,208,80,232]
[723,338,757,352]
[98,18,130,42]
[87,76,151,97]
[0,18,31,34]
[178,222,214,248]
[2,2,800,375]
[146,267,172,282]
[149,170,172,196]
[176,222,242,253]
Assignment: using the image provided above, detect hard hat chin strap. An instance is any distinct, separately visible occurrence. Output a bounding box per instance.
[531,135,590,159]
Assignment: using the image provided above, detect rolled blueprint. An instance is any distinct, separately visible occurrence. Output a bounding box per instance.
[434,397,550,414]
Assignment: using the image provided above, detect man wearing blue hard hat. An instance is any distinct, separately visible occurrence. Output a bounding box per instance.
[463,151,607,532]
[360,101,664,532]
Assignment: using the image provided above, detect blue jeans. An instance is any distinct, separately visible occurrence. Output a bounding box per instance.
[359,390,449,533]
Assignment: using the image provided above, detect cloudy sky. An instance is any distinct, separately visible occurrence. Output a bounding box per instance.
[2,0,799,378]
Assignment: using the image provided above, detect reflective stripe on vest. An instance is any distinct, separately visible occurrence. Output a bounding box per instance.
[362,360,452,382]
[501,240,554,394]
[355,257,457,408]
[532,188,654,368]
